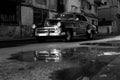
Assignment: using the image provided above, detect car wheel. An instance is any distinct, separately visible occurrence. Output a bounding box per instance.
[87,33,95,40]
[65,31,72,41]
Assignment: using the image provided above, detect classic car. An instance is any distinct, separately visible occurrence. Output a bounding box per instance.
[34,13,97,42]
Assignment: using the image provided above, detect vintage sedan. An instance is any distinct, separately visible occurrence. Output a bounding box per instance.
[34,13,97,42]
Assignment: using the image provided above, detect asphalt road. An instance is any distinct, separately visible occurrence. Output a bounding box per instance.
[0,34,120,80]
[0,34,113,48]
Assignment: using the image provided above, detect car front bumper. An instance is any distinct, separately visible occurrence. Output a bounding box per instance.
[35,32,66,38]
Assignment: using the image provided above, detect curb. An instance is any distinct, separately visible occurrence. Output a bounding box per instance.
[0,38,36,42]
[92,54,120,80]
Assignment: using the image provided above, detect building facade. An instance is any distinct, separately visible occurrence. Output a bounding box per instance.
[98,0,120,33]
[0,0,58,40]
[0,0,98,41]
[65,0,98,26]
[65,0,81,13]
[81,0,98,26]
[0,0,23,40]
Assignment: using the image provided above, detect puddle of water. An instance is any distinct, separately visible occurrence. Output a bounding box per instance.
[8,49,62,62]
[8,47,120,80]
[34,49,62,62]
[8,47,120,63]
[8,51,36,62]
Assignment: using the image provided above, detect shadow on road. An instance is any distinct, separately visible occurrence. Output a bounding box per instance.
[0,34,119,48]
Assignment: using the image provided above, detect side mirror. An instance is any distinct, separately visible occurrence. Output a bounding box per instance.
[76,18,79,21]
[32,24,36,29]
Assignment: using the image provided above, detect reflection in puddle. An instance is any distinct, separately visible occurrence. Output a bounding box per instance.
[8,47,120,63]
[34,49,62,62]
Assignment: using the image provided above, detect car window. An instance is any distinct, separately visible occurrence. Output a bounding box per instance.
[81,16,87,21]
[44,20,59,26]
[61,14,74,19]
[76,15,82,21]
[54,14,74,19]
[54,14,61,18]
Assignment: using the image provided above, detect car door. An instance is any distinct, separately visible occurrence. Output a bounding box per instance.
[74,21,87,35]
[74,21,82,35]
[78,21,87,34]
[79,15,88,34]
[74,15,87,35]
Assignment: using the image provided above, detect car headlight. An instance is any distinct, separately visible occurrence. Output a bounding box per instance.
[57,22,61,27]
[32,24,36,29]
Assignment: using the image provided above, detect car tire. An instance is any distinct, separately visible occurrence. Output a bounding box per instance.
[65,31,72,41]
[87,33,95,40]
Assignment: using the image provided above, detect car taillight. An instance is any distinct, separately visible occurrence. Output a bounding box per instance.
[57,22,61,27]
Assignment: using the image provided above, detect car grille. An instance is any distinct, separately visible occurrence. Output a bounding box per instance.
[36,28,55,33]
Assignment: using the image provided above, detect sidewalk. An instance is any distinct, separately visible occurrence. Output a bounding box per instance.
[0,33,119,42]
[79,33,120,44]
[78,33,120,80]
[88,33,120,80]
[92,55,120,80]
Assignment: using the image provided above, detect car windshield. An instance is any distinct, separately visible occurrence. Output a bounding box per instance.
[55,14,74,19]
[61,14,74,19]
[44,19,59,26]
[81,16,87,21]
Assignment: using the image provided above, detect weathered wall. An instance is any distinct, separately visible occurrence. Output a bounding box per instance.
[21,6,33,25]
[98,26,108,34]
[32,0,47,9]
[21,25,33,37]
[0,0,59,41]
[0,25,33,41]
[98,7,117,21]
[0,26,21,41]
[47,0,57,11]
[66,0,81,13]
[87,17,98,25]
[84,0,97,15]
[98,0,120,33]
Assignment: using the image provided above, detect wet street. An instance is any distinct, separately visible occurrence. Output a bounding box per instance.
[1,35,120,80]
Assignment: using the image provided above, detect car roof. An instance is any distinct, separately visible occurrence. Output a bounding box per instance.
[46,18,75,21]
[61,12,85,16]
[47,12,88,22]
[58,12,88,21]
